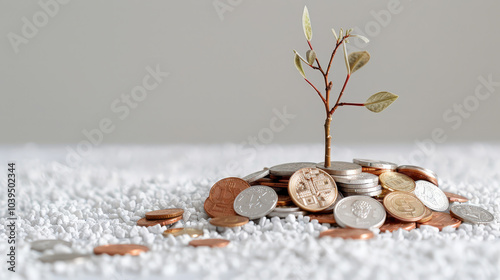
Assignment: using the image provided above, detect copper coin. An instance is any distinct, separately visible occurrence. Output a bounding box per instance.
[277,194,293,206]
[269,174,291,180]
[209,215,249,227]
[319,228,374,240]
[136,215,182,227]
[379,172,416,192]
[204,177,250,218]
[93,244,149,256]
[255,181,289,188]
[417,212,461,230]
[396,166,438,186]
[443,191,469,203]
[145,208,184,220]
[163,228,204,238]
[383,191,426,222]
[288,168,338,212]
[416,207,433,223]
[379,218,416,232]
[188,239,230,248]
[308,213,336,224]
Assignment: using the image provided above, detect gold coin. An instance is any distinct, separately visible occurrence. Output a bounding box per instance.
[379,172,416,192]
[416,207,433,223]
[383,191,426,222]
[209,215,249,227]
[163,228,204,238]
[288,168,338,212]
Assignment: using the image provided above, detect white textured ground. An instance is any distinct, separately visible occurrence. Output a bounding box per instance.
[1,143,500,280]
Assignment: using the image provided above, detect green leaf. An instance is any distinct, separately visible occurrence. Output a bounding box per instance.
[348,51,370,73]
[365,91,398,113]
[294,53,306,79]
[302,6,312,41]
[306,50,316,65]
[293,50,308,65]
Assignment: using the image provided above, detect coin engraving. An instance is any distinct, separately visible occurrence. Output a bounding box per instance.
[379,172,416,192]
[234,185,278,219]
[384,191,425,222]
[414,180,449,211]
[334,196,386,229]
[450,204,494,224]
[204,177,250,217]
[288,168,338,212]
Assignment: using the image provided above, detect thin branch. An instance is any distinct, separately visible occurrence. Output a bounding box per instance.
[326,36,347,77]
[330,74,351,114]
[307,41,325,75]
[338,102,364,107]
[304,78,329,113]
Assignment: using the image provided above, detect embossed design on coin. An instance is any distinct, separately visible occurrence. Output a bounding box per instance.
[379,172,416,192]
[93,244,149,256]
[319,228,374,239]
[417,212,461,230]
[209,215,249,227]
[163,228,204,238]
[234,185,278,219]
[450,204,494,224]
[288,168,338,212]
[383,191,425,222]
[188,239,230,248]
[204,177,250,218]
[443,191,469,203]
[316,161,362,176]
[269,162,317,177]
[38,253,89,263]
[334,196,386,229]
[31,239,72,252]
[414,180,449,211]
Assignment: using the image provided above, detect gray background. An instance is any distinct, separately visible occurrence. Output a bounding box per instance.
[1,0,499,145]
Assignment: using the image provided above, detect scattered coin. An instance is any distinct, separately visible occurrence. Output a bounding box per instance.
[269,162,317,177]
[209,215,249,227]
[288,168,338,212]
[93,244,149,256]
[414,180,449,211]
[145,208,184,220]
[307,213,336,224]
[379,172,416,192]
[316,161,362,176]
[417,212,461,230]
[383,191,426,222]
[242,168,270,183]
[443,191,469,203]
[30,239,72,252]
[397,165,439,186]
[416,207,433,223]
[136,215,182,227]
[450,204,494,224]
[188,239,230,248]
[204,177,250,218]
[163,228,204,238]
[319,228,374,240]
[353,159,398,170]
[38,253,89,263]
[234,185,278,219]
[379,218,416,232]
[334,196,386,229]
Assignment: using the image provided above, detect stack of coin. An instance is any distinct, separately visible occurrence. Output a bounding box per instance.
[332,172,382,197]
[137,208,184,227]
[353,159,397,175]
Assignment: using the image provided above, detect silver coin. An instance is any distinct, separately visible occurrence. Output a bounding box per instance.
[353,159,398,169]
[269,162,316,177]
[336,182,379,189]
[242,168,270,183]
[30,239,72,252]
[334,196,386,229]
[414,180,449,212]
[338,185,382,193]
[342,189,383,197]
[397,165,438,180]
[316,162,362,176]
[272,206,301,212]
[234,185,278,220]
[38,253,89,263]
[267,210,308,218]
[450,204,494,224]
[333,172,379,185]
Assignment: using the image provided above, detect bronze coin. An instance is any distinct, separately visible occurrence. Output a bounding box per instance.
[209,215,249,227]
[417,212,461,230]
[319,228,374,240]
[383,191,426,222]
[288,168,338,212]
[277,195,293,206]
[417,207,434,223]
[145,208,184,220]
[204,177,250,218]
[93,244,149,256]
[256,181,289,188]
[308,213,336,224]
[163,228,204,238]
[188,239,230,248]
[136,215,182,227]
[379,218,416,232]
[379,172,416,192]
[443,191,469,203]
[396,167,438,186]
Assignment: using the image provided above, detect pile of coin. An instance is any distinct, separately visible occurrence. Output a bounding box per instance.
[204,159,495,234]
[136,208,184,227]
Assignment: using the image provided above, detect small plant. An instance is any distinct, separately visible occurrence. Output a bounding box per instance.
[293,6,398,168]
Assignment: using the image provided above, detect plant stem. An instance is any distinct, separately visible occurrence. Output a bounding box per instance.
[338,102,364,107]
[304,78,328,114]
[324,114,332,167]
[330,74,351,114]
